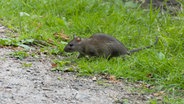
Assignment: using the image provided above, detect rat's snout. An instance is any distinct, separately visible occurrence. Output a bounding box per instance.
[64,46,73,52]
[64,46,69,52]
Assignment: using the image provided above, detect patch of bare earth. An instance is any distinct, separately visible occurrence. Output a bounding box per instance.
[0,24,152,104]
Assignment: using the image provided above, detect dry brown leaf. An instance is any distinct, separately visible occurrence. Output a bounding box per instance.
[53,31,69,41]
[47,38,54,44]
[51,63,57,68]
[153,91,165,97]
[108,75,116,81]
[12,47,24,50]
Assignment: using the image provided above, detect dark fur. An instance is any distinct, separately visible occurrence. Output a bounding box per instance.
[64,33,158,59]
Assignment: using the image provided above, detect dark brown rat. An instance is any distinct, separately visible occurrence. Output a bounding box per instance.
[64,33,158,59]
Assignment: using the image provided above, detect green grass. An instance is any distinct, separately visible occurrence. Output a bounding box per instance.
[0,0,184,103]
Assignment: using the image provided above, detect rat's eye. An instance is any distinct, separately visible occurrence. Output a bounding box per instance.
[69,43,73,47]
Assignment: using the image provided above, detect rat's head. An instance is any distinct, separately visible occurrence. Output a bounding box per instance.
[64,35,82,52]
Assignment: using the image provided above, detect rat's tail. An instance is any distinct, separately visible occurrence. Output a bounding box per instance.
[129,36,158,54]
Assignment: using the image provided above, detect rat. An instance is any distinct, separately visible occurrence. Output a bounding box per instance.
[64,33,158,59]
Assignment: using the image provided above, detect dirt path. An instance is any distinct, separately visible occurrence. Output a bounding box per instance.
[0,24,151,104]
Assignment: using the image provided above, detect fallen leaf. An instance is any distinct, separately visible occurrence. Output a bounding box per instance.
[11,46,24,51]
[92,76,97,81]
[106,75,119,83]
[51,63,57,68]
[153,91,165,97]
[53,31,69,41]
[108,75,116,81]
[47,38,54,44]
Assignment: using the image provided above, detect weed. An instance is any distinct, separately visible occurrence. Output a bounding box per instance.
[22,62,32,67]
[0,38,18,46]
[10,51,29,60]
[51,59,76,72]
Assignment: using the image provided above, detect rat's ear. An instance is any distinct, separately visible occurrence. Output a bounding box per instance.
[73,34,81,42]
[76,37,81,42]
[72,34,82,42]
